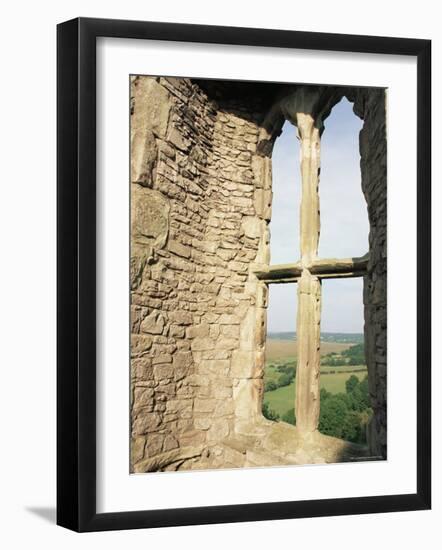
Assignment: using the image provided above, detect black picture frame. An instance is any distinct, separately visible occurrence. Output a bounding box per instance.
[57,17,431,532]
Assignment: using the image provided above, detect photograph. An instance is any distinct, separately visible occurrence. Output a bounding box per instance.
[130,75,387,473]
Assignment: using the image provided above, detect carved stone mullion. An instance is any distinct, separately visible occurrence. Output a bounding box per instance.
[294,113,322,434]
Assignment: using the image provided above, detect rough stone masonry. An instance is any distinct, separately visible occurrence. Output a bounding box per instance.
[130,76,387,472]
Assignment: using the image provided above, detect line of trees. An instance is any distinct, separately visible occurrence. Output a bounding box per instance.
[264,363,296,392]
[321,343,366,367]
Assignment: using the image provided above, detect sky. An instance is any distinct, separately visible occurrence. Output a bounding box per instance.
[267,98,368,333]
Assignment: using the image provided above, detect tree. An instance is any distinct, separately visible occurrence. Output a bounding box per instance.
[318,395,348,438]
[277,364,296,377]
[345,374,360,394]
[282,408,296,426]
[278,373,293,387]
[262,402,279,421]
[264,380,277,392]
[342,343,365,365]
[341,411,363,442]
[318,374,372,443]
[320,387,331,401]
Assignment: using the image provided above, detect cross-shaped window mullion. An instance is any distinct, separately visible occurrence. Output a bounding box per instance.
[255,113,368,434]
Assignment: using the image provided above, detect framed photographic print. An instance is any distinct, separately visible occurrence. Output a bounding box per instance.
[57,17,431,532]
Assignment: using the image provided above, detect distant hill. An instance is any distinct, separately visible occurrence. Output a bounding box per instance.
[268,332,364,344]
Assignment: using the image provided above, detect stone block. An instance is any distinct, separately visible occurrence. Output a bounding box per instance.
[231,350,254,378]
[131,334,153,356]
[169,325,185,338]
[254,188,272,221]
[132,412,162,435]
[163,435,179,452]
[194,417,211,430]
[168,310,193,325]
[221,325,239,338]
[172,351,192,368]
[131,129,158,186]
[145,434,165,457]
[202,359,230,376]
[133,387,154,407]
[218,314,240,325]
[166,399,192,415]
[207,419,230,442]
[241,216,263,239]
[178,430,206,447]
[131,436,146,464]
[186,324,210,339]
[194,398,217,413]
[153,364,174,380]
[152,353,172,365]
[131,78,171,186]
[168,239,191,258]
[131,185,169,254]
[132,77,171,139]
[167,127,191,152]
[211,385,233,399]
[215,337,238,351]
[214,399,235,416]
[191,337,216,351]
[140,311,165,335]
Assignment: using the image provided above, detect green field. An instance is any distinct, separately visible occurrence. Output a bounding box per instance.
[263,337,368,418]
[264,368,367,417]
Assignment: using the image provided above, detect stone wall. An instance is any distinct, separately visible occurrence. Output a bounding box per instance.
[351,88,387,459]
[130,76,274,471]
[131,76,216,468]
[130,77,387,471]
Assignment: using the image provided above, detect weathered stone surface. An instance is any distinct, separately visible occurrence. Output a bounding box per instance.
[133,445,204,473]
[131,334,153,356]
[207,418,230,442]
[190,336,215,351]
[133,386,155,407]
[168,311,192,325]
[131,129,158,187]
[173,351,192,368]
[295,271,322,433]
[132,77,170,138]
[233,378,262,420]
[132,412,162,435]
[254,188,272,221]
[168,239,191,258]
[140,311,165,335]
[131,185,169,247]
[131,77,172,188]
[194,398,217,413]
[231,350,254,378]
[131,185,169,286]
[251,156,272,189]
[186,324,210,339]
[241,216,262,239]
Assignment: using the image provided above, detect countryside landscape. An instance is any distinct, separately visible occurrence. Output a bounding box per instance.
[263,333,371,444]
